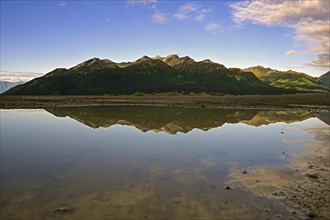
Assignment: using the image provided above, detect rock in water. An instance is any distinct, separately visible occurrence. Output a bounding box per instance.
[55,206,71,212]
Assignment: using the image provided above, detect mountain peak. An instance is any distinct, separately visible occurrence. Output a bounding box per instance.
[182,56,194,62]
[244,65,273,73]
[166,54,179,59]
[70,57,117,73]
[161,55,197,70]
[202,59,213,63]
[163,54,180,63]
[253,65,270,70]
[135,55,152,63]
[153,55,164,60]
[286,70,305,76]
[83,57,101,65]
[70,58,100,69]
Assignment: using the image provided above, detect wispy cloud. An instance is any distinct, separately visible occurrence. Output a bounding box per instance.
[58,0,67,7]
[174,2,200,20]
[129,1,218,33]
[152,12,168,24]
[105,17,116,26]
[127,0,157,5]
[285,50,297,56]
[308,53,330,68]
[150,4,168,24]
[205,22,221,33]
[194,8,212,22]
[230,0,330,69]
[173,3,217,33]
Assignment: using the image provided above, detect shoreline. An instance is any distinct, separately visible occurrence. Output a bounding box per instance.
[1,93,329,112]
[225,123,330,219]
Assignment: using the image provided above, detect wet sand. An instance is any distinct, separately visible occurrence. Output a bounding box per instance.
[225,124,330,219]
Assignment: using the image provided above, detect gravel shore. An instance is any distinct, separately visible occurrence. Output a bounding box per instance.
[1,93,329,112]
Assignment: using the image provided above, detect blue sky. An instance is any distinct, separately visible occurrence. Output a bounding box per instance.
[1,0,329,81]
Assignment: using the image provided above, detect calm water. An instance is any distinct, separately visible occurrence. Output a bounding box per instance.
[0,107,329,220]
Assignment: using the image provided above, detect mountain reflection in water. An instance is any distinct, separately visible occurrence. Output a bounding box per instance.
[45,106,325,134]
[1,107,329,220]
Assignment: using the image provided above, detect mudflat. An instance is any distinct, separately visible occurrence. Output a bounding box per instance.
[1,93,329,111]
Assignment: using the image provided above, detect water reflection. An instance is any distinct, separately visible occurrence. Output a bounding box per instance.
[1,107,329,220]
[45,106,324,133]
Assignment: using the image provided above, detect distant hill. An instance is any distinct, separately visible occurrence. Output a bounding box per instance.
[244,66,328,92]
[0,80,25,94]
[319,71,330,86]
[5,55,327,95]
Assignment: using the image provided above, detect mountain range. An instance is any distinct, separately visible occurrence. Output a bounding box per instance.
[4,55,329,95]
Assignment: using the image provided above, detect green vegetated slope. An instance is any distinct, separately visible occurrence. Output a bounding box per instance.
[158,55,280,94]
[66,57,201,95]
[244,66,329,92]
[6,57,198,95]
[5,55,328,95]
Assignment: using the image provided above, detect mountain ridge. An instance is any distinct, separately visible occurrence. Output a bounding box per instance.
[5,55,329,95]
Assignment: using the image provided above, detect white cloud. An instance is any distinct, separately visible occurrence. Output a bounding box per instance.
[285,50,297,56]
[127,0,157,5]
[308,53,330,68]
[205,22,221,33]
[0,71,43,82]
[231,0,329,25]
[174,3,200,20]
[152,12,168,24]
[230,0,330,69]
